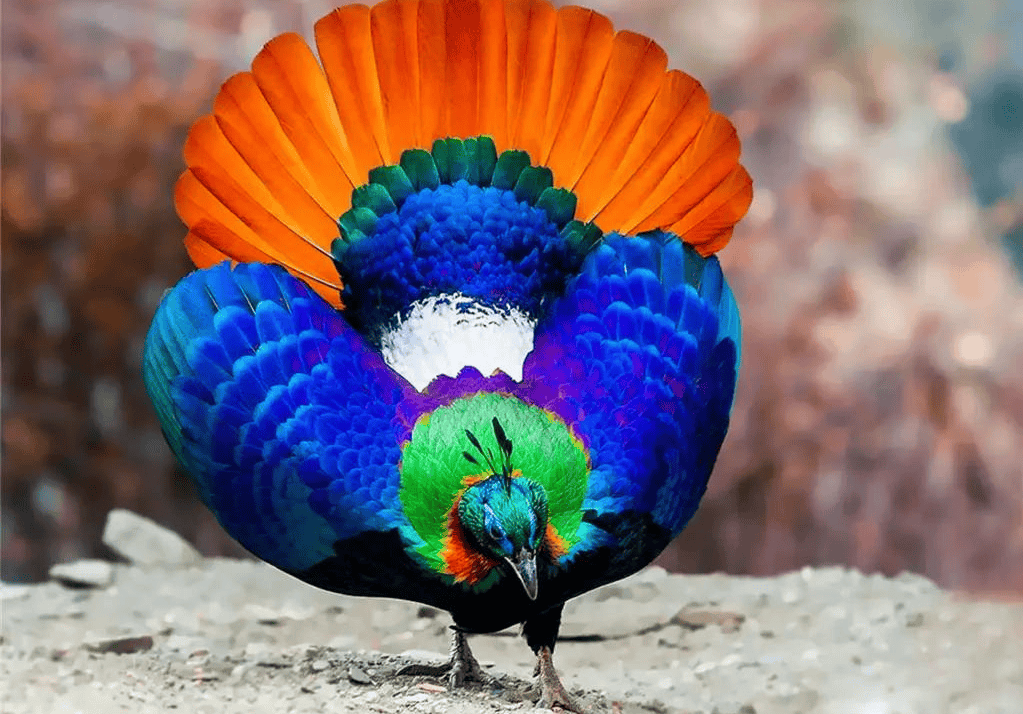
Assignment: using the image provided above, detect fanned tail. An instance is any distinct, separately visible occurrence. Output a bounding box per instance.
[176,0,753,306]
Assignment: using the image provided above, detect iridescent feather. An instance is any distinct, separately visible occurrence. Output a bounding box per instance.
[144,2,751,710]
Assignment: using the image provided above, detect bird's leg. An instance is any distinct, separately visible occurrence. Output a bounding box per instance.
[444,626,493,686]
[523,605,588,713]
[397,626,496,688]
[535,645,586,713]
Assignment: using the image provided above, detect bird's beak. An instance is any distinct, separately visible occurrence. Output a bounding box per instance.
[506,549,538,600]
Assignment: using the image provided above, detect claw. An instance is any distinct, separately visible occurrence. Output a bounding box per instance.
[535,646,589,713]
[397,627,497,688]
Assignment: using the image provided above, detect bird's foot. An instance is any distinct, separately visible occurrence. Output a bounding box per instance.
[397,627,497,688]
[534,646,589,713]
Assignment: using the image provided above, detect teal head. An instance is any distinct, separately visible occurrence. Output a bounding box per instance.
[453,418,549,599]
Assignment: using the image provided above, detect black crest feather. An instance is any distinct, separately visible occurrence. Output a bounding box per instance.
[463,428,498,476]
[462,419,515,493]
[492,417,514,493]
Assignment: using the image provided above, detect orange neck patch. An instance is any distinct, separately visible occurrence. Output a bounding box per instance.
[439,490,502,585]
[544,522,569,560]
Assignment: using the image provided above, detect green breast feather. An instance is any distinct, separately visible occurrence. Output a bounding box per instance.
[399,393,590,582]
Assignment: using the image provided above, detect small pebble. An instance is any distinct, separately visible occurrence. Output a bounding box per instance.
[102,509,201,567]
[49,560,114,589]
[672,609,745,633]
[83,635,154,655]
[348,666,373,685]
[905,612,925,627]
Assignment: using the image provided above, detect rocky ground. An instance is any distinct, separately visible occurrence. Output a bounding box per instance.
[2,511,1021,713]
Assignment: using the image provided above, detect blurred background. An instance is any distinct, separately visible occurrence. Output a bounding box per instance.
[3,0,1022,592]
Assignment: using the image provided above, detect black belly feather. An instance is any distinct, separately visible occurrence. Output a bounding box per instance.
[295,510,670,637]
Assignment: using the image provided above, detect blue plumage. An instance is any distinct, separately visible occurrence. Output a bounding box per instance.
[336,180,583,338]
[146,131,744,714]
[525,232,739,537]
[144,263,419,572]
[149,3,753,707]
[145,226,738,599]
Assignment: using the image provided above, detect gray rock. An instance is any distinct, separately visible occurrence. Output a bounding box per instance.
[348,665,374,685]
[101,508,201,567]
[82,634,154,654]
[0,583,32,601]
[49,559,115,588]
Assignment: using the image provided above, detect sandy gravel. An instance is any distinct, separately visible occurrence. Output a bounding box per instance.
[2,515,1021,714]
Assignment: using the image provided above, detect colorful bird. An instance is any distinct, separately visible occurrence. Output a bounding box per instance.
[143,0,751,710]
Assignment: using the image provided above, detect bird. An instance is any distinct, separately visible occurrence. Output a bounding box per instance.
[142,0,751,710]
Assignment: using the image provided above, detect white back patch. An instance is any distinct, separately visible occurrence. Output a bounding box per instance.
[379,293,536,391]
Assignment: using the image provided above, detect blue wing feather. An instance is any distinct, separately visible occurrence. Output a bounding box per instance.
[143,262,419,573]
[524,232,740,554]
